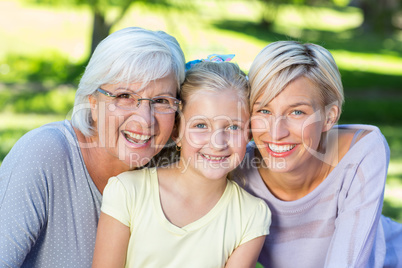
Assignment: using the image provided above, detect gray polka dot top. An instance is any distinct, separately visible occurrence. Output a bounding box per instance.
[0,120,102,268]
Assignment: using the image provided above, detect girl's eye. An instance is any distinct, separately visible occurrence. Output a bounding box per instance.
[195,123,207,129]
[153,97,170,104]
[227,125,240,131]
[291,110,304,116]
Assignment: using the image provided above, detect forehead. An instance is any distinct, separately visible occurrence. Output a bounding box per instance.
[184,90,249,120]
[104,73,178,95]
[256,76,322,107]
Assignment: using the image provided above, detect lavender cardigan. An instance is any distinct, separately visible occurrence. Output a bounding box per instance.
[235,125,402,268]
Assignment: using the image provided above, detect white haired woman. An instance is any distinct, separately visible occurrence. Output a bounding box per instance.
[0,27,185,268]
[235,41,402,267]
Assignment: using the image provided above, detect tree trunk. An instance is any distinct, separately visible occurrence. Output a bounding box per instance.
[357,0,397,35]
[90,10,112,56]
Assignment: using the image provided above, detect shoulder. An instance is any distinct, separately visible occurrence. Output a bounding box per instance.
[227,181,271,239]
[329,124,389,164]
[229,180,270,214]
[333,124,387,147]
[1,120,79,175]
[5,120,76,161]
[109,167,157,193]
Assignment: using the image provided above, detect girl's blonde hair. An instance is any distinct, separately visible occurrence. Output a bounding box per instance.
[181,61,249,110]
[249,41,344,122]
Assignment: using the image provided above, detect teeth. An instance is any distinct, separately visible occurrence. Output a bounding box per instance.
[268,144,296,153]
[202,153,227,161]
[123,131,151,144]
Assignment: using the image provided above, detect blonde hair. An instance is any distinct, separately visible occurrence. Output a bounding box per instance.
[249,41,344,122]
[181,61,249,109]
[71,27,185,137]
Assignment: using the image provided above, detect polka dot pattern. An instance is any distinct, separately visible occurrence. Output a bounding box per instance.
[0,120,102,268]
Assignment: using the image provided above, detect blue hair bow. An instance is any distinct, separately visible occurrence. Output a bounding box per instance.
[185,54,235,71]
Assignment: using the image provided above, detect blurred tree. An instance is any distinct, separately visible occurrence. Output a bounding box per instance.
[254,0,292,28]
[350,0,400,35]
[254,0,336,29]
[255,0,401,35]
[26,0,172,56]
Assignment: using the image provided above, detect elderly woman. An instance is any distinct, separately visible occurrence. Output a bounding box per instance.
[235,41,402,267]
[0,27,185,267]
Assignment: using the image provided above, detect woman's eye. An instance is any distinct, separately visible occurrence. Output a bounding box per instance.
[153,97,170,104]
[258,109,271,115]
[291,110,304,116]
[116,93,132,99]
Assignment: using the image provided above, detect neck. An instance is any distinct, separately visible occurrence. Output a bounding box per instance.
[256,150,331,201]
[74,127,130,194]
[157,160,228,228]
[166,159,228,199]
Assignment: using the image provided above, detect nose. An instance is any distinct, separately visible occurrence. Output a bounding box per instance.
[270,115,289,140]
[131,99,155,128]
[210,129,228,150]
[136,98,154,109]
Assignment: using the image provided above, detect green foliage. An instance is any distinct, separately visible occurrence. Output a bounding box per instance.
[0,53,85,85]
[339,99,402,126]
[1,88,76,115]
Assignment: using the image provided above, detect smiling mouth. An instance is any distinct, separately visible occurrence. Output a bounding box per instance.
[268,143,296,153]
[122,131,151,145]
[200,153,229,162]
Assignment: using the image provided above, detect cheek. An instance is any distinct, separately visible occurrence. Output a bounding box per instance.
[99,109,128,141]
[301,122,323,149]
[184,132,209,149]
[233,134,249,161]
[157,115,175,138]
[251,115,270,135]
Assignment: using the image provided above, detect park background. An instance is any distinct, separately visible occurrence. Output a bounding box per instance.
[0,0,401,225]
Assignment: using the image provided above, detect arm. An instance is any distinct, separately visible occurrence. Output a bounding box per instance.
[0,131,52,267]
[225,236,266,268]
[325,129,390,267]
[92,212,130,268]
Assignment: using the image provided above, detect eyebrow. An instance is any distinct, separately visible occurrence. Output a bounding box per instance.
[253,101,312,108]
[191,117,245,123]
[288,102,312,108]
[114,87,175,97]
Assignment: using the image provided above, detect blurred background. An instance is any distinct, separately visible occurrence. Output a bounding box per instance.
[0,0,401,222]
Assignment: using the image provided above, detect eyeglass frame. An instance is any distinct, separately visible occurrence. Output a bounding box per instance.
[96,88,181,114]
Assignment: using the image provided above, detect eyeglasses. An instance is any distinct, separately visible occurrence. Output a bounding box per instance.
[96,88,181,114]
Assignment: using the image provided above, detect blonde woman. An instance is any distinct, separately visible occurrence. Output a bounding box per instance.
[236,41,402,267]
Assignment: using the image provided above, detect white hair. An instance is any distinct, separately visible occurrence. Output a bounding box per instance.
[249,41,344,122]
[71,27,185,137]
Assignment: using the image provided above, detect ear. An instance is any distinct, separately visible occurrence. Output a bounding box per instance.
[88,94,98,123]
[246,124,252,142]
[171,121,184,148]
[322,105,339,132]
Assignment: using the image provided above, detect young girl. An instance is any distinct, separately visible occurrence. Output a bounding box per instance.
[92,58,271,268]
